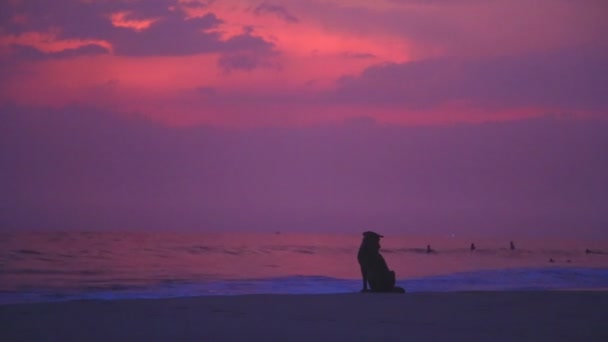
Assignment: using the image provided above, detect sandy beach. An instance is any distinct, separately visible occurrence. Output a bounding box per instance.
[1,291,606,341]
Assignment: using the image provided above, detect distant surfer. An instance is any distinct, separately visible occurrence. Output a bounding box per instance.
[510,241,516,250]
[585,248,604,255]
[357,231,405,293]
[426,244,434,253]
[470,243,476,251]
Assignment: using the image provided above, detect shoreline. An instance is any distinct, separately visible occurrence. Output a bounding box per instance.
[2,291,607,341]
[3,265,608,306]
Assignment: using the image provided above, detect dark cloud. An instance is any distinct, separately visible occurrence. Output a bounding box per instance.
[110,13,225,56]
[179,0,215,10]
[1,0,276,60]
[332,46,608,111]
[2,0,126,36]
[222,28,275,51]
[253,3,299,23]
[217,30,278,71]
[8,44,110,60]
[2,104,607,236]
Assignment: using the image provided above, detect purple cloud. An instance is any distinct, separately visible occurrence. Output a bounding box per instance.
[1,0,277,60]
[254,3,299,23]
[218,28,279,71]
[8,44,110,60]
[109,13,225,56]
[332,46,608,111]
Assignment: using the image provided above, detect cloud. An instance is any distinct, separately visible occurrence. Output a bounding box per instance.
[8,43,110,59]
[109,13,225,56]
[331,46,608,111]
[217,28,278,71]
[0,0,277,59]
[253,3,299,23]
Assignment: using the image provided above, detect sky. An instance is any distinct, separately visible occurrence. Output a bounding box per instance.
[1,0,607,237]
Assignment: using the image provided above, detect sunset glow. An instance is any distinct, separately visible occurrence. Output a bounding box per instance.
[1,0,607,236]
[2,0,604,126]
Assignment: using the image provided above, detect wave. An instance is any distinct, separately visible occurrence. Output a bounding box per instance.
[5,243,606,263]
[2,267,607,305]
[1,268,106,276]
[405,267,608,291]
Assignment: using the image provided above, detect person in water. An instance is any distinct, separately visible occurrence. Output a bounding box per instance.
[357,231,405,293]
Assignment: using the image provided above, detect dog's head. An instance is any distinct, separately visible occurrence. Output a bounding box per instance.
[360,231,383,251]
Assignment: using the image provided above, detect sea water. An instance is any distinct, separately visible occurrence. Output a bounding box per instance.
[1,231,607,304]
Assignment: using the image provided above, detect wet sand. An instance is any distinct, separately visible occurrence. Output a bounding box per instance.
[1,291,607,341]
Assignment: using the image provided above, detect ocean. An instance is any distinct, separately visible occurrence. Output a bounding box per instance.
[1,231,607,304]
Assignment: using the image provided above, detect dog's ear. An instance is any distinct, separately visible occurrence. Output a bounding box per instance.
[363,231,383,239]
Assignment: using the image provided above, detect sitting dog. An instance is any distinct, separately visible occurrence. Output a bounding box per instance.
[357,231,405,293]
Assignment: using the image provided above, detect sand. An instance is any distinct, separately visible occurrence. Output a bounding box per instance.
[1,291,607,341]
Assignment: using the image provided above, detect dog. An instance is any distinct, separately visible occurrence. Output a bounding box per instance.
[357,231,404,293]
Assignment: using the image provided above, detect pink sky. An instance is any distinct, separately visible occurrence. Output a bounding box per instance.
[1,0,606,126]
[1,0,607,236]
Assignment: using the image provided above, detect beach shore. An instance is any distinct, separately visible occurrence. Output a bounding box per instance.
[1,291,607,341]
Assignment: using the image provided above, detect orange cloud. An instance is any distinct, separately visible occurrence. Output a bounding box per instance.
[109,11,159,32]
[0,30,112,54]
